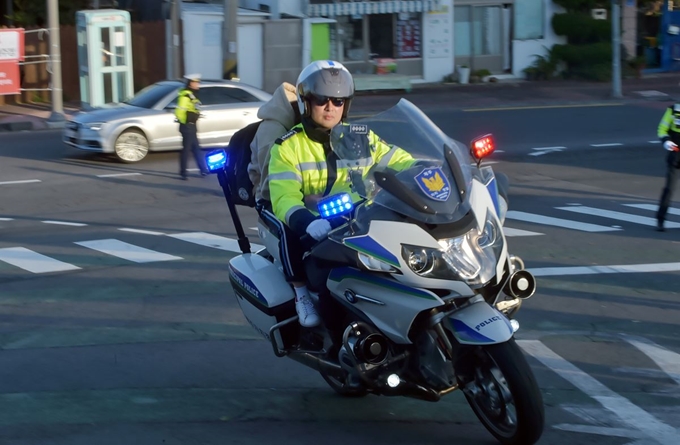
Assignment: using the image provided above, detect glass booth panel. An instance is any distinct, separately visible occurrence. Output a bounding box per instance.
[472,6,502,56]
[454,6,471,57]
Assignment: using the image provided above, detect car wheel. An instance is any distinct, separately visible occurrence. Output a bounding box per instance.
[114,129,149,163]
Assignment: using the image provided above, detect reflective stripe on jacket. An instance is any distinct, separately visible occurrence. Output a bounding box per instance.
[175,89,200,125]
[268,122,414,234]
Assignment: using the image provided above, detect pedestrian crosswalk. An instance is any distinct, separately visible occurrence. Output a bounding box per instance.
[517,334,680,443]
[0,201,675,275]
[505,201,676,236]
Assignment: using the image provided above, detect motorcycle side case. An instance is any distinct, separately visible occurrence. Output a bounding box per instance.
[228,253,297,346]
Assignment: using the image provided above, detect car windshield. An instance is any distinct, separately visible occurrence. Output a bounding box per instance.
[124,83,179,108]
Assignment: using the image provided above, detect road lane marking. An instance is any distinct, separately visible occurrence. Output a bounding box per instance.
[529,261,680,277]
[118,228,166,236]
[96,173,142,178]
[505,210,619,232]
[648,141,661,144]
[623,203,680,216]
[462,103,624,112]
[0,247,80,273]
[529,146,567,157]
[503,227,544,237]
[621,335,680,387]
[0,179,41,185]
[556,205,680,229]
[590,143,623,147]
[75,239,182,263]
[41,220,88,227]
[168,232,264,252]
[518,340,680,445]
[0,218,13,221]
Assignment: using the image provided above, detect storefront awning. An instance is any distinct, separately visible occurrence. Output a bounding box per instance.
[307,1,440,17]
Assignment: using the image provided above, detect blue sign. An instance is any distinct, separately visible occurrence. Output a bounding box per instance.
[414,167,451,201]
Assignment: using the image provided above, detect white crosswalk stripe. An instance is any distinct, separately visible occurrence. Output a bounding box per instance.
[505,210,620,233]
[0,247,80,273]
[557,205,680,229]
[74,239,183,263]
[167,231,264,252]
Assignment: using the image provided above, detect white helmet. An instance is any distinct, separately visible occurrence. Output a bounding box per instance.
[296,60,355,118]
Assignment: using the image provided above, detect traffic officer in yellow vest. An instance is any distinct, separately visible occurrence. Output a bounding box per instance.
[656,104,680,231]
[266,60,413,327]
[175,74,208,180]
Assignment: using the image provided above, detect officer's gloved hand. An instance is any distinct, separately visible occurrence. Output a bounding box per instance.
[664,141,679,152]
[306,219,332,241]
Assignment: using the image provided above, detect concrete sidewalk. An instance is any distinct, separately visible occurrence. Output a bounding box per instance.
[2,73,680,132]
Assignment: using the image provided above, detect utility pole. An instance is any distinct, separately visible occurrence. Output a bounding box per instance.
[222,0,238,79]
[6,0,13,26]
[170,0,181,78]
[46,0,65,125]
[612,0,623,98]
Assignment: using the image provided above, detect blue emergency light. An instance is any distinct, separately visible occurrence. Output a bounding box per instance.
[318,193,354,218]
[205,149,227,172]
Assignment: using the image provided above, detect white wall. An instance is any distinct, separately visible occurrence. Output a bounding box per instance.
[422,0,454,83]
[511,0,566,77]
[241,0,304,19]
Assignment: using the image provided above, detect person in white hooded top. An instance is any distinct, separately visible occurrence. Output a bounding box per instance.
[247,82,301,203]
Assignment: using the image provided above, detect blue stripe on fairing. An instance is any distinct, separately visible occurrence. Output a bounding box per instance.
[343,235,400,267]
[486,176,500,216]
[450,318,496,343]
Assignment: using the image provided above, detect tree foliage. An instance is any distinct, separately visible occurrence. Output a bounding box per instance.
[9,0,91,27]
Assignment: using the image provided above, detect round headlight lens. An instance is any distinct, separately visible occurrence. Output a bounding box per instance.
[408,249,435,274]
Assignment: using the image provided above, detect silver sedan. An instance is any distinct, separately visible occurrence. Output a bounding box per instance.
[62,79,272,163]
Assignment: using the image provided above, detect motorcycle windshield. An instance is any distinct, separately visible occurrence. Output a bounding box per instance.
[332,99,473,224]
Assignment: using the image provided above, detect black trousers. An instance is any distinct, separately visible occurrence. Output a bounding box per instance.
[258,207,308,282]
[179,123,206,176]
[657,152,680,223]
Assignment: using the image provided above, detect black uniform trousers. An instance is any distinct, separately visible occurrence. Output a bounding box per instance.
[657,151,680,224]
[179,123,206,177]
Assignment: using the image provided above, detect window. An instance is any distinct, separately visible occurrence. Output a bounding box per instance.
[125,82,179,109]
[454,6,472,57]
[200,86,259,105]
[339,16,364,61]
[369,14,395,58]
[514,0,544,40]
[396,14,422,59]
[473,6,502,56]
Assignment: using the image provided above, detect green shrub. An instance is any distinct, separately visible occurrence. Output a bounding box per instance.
[474,68,492,78]
[553,0,602,12]
[552,13,611,44]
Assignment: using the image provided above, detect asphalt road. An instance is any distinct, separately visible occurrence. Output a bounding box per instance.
[0,102,679,445]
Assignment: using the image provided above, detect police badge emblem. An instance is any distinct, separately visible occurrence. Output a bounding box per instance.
[414,167,451,201]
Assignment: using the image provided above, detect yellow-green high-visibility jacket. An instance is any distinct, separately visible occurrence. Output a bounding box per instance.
[658,104,680,145]
[175,88,201,125]
[268,122,414,236]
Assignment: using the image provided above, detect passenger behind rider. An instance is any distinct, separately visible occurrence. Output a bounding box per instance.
[266,60,414,329]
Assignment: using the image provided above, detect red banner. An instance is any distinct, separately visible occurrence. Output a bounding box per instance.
[0,61,21,95]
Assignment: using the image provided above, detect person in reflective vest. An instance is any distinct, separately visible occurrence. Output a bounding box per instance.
[265,60,413,328]
[175,74,207,179]
[656,104,680,231]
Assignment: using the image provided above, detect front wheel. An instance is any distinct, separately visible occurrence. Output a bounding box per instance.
[114,129,149,163]
[460,339,544,445]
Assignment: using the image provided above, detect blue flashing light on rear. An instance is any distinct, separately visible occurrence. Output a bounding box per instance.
[318,193,354,218]
[206,149,227,172]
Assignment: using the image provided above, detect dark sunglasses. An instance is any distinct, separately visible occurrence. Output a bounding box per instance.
[308,95,345,107]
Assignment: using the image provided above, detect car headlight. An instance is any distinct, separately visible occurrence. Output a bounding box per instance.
[401,212,504,286]
[84,122,105,131]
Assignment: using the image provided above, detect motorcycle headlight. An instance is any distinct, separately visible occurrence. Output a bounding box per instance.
[401,212,504,286]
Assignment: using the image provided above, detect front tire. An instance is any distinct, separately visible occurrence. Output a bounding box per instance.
[460,339,544,445]
[114,129,149,163]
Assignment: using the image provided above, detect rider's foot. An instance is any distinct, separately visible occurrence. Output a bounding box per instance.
[295,293,320,327]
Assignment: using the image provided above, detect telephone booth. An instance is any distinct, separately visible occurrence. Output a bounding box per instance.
[76,9,134,107]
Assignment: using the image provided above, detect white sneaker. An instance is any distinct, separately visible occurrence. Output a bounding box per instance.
[295,294,320,327]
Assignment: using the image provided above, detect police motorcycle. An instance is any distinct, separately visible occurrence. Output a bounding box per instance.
[205,99,543,445]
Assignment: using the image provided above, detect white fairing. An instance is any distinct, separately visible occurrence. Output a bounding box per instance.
[468,178,509,284]
[326,268,443,344]
[229,253,294,341]
[448,301,514,345]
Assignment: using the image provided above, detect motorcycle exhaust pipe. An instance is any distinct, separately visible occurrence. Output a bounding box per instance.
[503,269,537,300]
[288,351,345,380]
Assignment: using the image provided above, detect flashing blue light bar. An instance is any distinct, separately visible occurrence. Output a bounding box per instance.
[206,149,227,172]
[318,193,354,219]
